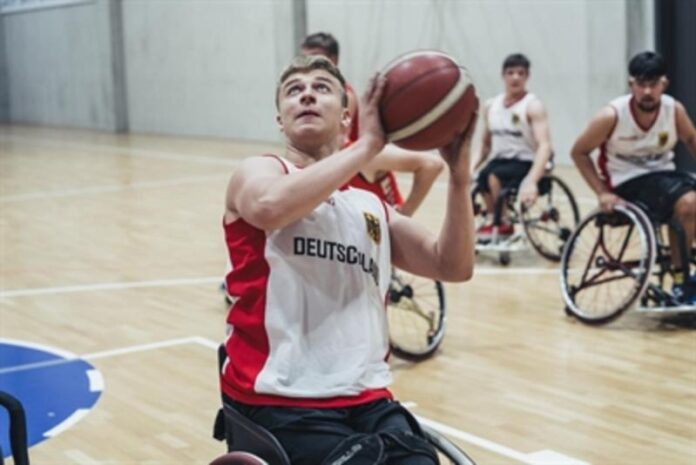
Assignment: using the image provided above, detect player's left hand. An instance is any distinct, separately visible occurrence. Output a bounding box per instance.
[519,178,538,206]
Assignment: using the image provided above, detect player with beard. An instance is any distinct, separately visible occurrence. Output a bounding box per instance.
[571,51,696,304]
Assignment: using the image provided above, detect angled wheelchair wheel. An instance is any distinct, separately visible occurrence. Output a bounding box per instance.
[521,175,579,262]
[560,204,655,325]
[422,424,477,465]
[388,269,446,361]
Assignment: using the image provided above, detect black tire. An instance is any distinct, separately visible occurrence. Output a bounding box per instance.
[521,175,580,262]
[422,424,477,465]
[560,204,655,325]
[388,270,446,361]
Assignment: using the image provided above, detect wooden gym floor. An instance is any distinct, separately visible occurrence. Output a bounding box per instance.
[0,124,694,464]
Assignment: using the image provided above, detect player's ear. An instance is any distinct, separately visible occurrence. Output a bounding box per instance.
[661,76,669,91]
[340,108,351,131]
[276,114,284,132]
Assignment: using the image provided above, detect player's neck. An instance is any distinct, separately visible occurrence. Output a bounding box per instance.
[504,90,527,106]
[629,97,661,128]
[285,139,339,167]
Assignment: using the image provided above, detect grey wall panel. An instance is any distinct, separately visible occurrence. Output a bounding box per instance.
[307,0,633,166]
[123,0,292,141]
[4,0,117,129]
[0,17,9,121]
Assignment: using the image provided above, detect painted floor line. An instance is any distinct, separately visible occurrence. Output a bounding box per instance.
[43,408,90,438]
[3,133,242,166]
[0,174,228,203]
[0,276,221,299]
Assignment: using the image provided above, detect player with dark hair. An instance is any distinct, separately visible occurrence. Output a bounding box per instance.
[471,52,553,239]
[571,51,696,303]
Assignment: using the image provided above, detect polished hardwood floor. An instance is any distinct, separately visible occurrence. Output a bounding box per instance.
[0,124,694,465]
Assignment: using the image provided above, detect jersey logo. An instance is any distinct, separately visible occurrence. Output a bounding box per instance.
[658,131,669,147]
[363,212,381,244]
[511,113,520,125]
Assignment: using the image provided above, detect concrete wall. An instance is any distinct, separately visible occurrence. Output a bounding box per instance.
[2,0,118,130]
[122,0,294,141]
[0,0,655,161]
[0,16,9,121]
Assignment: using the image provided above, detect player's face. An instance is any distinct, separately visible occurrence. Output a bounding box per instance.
[301,46,338,66]
[629,77,667,113]
[276,69,348,144]
[502,66,529,94]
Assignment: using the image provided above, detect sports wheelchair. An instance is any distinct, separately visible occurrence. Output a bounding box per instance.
[472,174,579,265]
[0,391,30,465]
[212,346,476,465]
[387,268,446,361]
[560,202,696,325]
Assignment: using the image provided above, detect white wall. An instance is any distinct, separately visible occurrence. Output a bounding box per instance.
[0,17,9,121]
[122,0,294,141]
[2,0,118,129]
[308,0,632,165]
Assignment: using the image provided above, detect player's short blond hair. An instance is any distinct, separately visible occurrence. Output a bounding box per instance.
[275,55,348,108]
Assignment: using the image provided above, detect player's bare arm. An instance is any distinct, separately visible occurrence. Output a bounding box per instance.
[571,106,622,212]
[470,101,492,173]
[675,101,696,157]
[519,99,553,205]
[389,117,477,282]
[362,148,444,216]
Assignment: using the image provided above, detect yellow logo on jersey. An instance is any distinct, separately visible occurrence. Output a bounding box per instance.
[658,131,669,146]
[511,113,520,125]
[364,212,381,244]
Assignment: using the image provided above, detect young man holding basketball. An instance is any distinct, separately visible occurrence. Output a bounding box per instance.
[471,53,553,238]
[301,32,445,217]
[220,54,476,464]
[570,51,696,304]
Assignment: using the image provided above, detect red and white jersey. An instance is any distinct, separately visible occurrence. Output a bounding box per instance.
[487,92,538,162]
[222,156,393,408]
[348,171,404,208]
[600,94,677,187]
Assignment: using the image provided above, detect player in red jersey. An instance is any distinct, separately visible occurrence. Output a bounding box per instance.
[301,32,444,216]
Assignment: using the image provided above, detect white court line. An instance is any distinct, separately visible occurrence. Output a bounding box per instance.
[2,133,242,166]
[0,174,229,203]
[0,276,221,299]
[0,269,559,300]
[43,408,90,438]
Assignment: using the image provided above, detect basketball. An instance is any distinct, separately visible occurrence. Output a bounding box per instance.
[379,50,478,151]
[209,452,269,465]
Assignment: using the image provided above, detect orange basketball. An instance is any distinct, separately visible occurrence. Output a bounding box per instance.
[379,50,478,151]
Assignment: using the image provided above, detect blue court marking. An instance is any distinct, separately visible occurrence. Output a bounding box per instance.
[0,339,102,459]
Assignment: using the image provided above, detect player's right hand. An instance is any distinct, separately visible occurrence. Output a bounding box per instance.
[598,191,623,212]
[359,73,387,155]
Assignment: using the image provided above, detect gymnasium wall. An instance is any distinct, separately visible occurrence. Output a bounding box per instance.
[0,0,119,130]
[0,0,654,164]
[0,17,8,122]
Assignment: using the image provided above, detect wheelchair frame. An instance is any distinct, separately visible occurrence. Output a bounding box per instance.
[473,174,579,265]
[560,202,696,325]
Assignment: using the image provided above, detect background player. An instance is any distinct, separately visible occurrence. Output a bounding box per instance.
[471,53,553,238]
[570,51,696,303]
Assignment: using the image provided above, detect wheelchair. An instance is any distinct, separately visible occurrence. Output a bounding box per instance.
[472,173,580,265]
[387,268,446,361]
[560,202,696,325]
[0,391,30,465]
[212,346,476,465]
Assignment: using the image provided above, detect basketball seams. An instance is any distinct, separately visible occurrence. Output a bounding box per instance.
[387,67,472,142]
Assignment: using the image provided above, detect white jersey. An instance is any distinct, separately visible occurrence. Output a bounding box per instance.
[487,92,538,162]
[222,156,393,408]
[601,94,677,187]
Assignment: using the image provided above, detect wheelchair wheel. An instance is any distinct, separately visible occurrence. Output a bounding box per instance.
[422,424,476,465]
[388,269,446,361]
[521,175,579,261]
[560,204,655,325]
